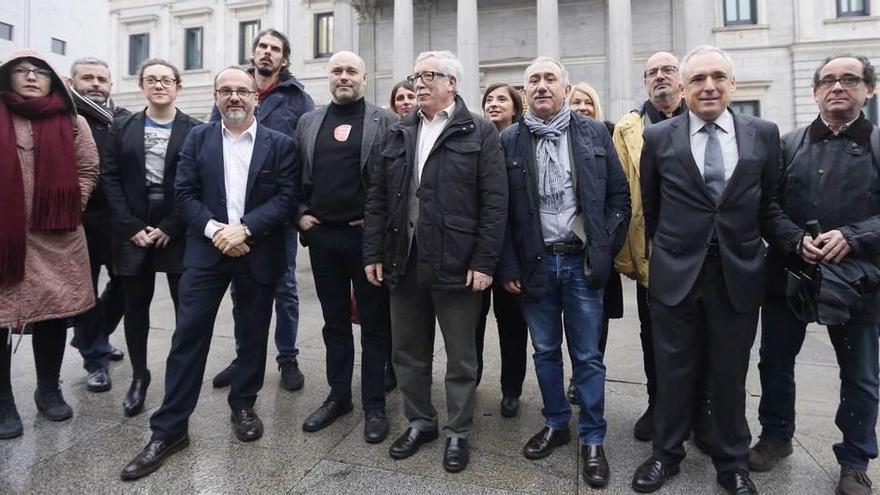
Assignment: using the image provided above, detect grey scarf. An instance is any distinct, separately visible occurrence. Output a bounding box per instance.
[523,105,571,209]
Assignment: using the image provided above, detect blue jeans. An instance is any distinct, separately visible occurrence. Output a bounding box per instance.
[232,225,299,364]
[273,225,300,363]
[758,295,880,470]
[519,253,607,445]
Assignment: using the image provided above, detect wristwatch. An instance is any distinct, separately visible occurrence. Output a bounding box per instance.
[242,224,252,238]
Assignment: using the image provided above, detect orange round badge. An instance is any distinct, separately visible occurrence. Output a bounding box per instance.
[334,124,352,142]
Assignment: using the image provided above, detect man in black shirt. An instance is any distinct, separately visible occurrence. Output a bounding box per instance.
[295,51,397,443]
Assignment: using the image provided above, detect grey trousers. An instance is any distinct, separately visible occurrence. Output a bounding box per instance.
[389,254,482,438]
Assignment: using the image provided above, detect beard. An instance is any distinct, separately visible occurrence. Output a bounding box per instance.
[256,65,275,77]
[74,87,108,106]
[652,86,676,104]
[223,108,249,125]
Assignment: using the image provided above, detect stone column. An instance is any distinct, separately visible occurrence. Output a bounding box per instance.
[607,0,635,121]
[393,0,414,82]
[334,0,355,52]
[536,0,560,59]
[682,0,713,53]
[456,0,480,109]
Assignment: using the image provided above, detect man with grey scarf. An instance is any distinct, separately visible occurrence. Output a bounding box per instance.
[497,56,630,488]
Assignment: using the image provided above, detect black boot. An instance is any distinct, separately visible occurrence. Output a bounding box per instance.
[34,383,73,421]
[0,397,23,439]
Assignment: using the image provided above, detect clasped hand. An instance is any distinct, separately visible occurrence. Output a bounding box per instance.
[212,224,250,258]
[800,230,850,264]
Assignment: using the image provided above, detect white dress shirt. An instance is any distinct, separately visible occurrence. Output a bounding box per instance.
[415,100,456,182]
[204,118,258,239]
[688,109,739,181]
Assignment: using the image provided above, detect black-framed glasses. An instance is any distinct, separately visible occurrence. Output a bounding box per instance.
[215,88,254,98]
[12,67,52,79]
[644,65,678,79]
[406,71,448,85]
[817,75,865,90]
[141,76,177,87]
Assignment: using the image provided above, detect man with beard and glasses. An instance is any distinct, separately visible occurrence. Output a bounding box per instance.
[120,67,299,480]
[66,57,129,393]
[211,28,315,393]
[295,51,396,443]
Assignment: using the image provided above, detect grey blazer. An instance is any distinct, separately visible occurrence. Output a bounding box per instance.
[293,101,397,222]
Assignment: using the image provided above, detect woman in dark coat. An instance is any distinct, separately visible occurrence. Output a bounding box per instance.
[476,83,530,418]
[102,59,200,416]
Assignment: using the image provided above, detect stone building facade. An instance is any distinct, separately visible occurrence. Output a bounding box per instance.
[51,1,880,129]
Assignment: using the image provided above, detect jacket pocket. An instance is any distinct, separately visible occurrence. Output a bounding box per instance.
[441,214,478,273]
[651,231,683,254]
[441,140,481,183]
[507,160,528,190]
[739,237,766,258]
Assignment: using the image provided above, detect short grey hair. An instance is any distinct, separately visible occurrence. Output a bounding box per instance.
[414,50,463,82]
[70,57,110,77]
[525,56,570,85]
[680,45,735,83]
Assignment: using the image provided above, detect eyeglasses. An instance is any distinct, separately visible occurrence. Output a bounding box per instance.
[215,88,254,98]
[817,75,865,90]
[141,77,177,87]
[12,67,53,79]
[406,71,448,85]
[644,65,678,79]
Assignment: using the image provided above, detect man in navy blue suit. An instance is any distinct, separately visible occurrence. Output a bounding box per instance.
[120,67,299,480]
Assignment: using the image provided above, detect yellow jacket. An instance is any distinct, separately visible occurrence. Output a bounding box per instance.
[612,109,649,287]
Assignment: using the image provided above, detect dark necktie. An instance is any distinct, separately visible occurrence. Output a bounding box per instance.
[702,122,725,202]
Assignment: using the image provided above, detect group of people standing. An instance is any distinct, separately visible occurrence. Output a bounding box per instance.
[0,25,877,495]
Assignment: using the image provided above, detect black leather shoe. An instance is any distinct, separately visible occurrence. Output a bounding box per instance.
[123,371,151,417]
[120,435,190,481]
[212,362,236,388]
[522,426,571,460]
[302,400,353,432]
[109,346,125,362]
[364,409,389,444]
[279,360,304,391]
[717,469,758,495]
[34,384,73,421]
[567,377,578,405]
[500,397,519,418]
[86,368,111,393]
[0,398,23,440]
[443,437,470,473]
[582,444,610,487]
[231,408,263,442]
[384,365,398,394]
[632,457,680,493]
[633,407,653,441]
[389,427,439,459]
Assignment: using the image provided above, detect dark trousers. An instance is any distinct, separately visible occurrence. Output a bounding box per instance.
[475,286,528,398]
[636,283,657,406]
[121,272,181,378]
[149,259,275,441]
[390,247,483,437]
[72,257,125,372]
[306,225,390,411]
[651,258,757,474]
[1,320,68,398]
[758,295,879,470]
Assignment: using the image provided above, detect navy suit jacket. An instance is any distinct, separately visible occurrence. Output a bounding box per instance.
[175,120,300,285]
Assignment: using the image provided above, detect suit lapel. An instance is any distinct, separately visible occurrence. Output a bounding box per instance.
[245,124,270,203]
[209,123,227,206]
[670,116,714,203]
[132,111,147,181]
[303,107,326,176]
[361,105,379,170]
[162,110,189,189]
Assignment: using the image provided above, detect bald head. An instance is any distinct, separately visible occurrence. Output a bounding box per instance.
[213,67,257,91]
[643,51,682,110]
[328,50,367,104]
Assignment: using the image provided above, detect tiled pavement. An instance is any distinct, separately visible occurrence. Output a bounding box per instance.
[0,247,876,494]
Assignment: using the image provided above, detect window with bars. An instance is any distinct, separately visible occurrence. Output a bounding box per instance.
[838,0,870,17]
[730,100,761,118]
[51,38,66,55]
[184,27,203,70]
[239,20,261,65]
[0,22,12,41]
[314,13,334,59]
[724,0,758,25]
[128,33,149,76]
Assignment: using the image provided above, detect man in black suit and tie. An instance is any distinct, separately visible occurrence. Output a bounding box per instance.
[630,45,786,495]
[119,67,299,480]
